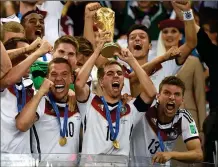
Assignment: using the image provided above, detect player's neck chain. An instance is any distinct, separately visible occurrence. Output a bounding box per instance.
[48,92,68,146]
[13,83,26,112]
[101,96,122,149]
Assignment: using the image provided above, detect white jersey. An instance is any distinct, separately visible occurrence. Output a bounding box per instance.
[150,59,181,92]
[1,85,35,154]
[77,92,151,156]
[121,65,132,95]
[130,106,199,166]
[33,96,81,162]
[37,1,64,46]
[121,59,181,95]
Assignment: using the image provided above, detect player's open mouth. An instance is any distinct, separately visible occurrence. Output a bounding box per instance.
[55,85,65,93]
[134,44,142,50]
[112,81,120,90]
[166,102,175,111]
[35,29,42,37]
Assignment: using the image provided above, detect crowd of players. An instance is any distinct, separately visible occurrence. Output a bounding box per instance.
[0,0,218,166]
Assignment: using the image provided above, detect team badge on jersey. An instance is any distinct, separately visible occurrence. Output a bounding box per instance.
[120,106,127,115]
[167,129,178,140]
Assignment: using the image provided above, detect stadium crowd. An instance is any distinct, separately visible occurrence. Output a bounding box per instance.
[0,0,218,166]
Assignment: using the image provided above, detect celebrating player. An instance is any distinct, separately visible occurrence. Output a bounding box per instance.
[75,35,156,158]
[16,58,81,165]
[130,76,203,166]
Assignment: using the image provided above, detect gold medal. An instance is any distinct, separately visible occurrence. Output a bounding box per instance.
[113,140,120,149]
[59,137,67,146]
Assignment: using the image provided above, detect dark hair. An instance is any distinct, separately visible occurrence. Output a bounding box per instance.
[4,37,28,50]
[48,57,73,75]
[75,36,94,57]
[202,19,218,44]
[54,35,79,53]
[127,24,151,43]
[159,76,185,95]
[21,10,44,25]
[97,60,123,80]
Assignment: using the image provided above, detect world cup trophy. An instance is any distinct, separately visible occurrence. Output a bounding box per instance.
[94,7,120,58]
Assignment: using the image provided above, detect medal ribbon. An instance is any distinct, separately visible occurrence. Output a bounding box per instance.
[158,130,165,152]
[48,92,68,138]
[101,96,121,141]
[13,83,26,112]
[156,120,164,152]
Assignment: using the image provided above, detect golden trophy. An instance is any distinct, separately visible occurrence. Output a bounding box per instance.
[94,7,120,58]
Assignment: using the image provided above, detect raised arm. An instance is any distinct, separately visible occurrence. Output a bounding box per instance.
[83,2,101,47]
[75,38,106,102]
[130,46,181,83]
[0,41,12,79]
[16,79,53,132]
[7,37,41,61]
[172,1,197,64]
[0,40,52,89]
[119,49,156,103]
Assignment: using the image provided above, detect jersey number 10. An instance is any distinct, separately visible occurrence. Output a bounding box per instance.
[66,122,74,137]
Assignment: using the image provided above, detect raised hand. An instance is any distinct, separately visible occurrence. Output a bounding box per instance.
[67,89,76,112]
[27,37,42,52]
[39,78,54,95]
[85,2,101,19]
[164,46,181,61]
[37,40,53,55]
[96,31,111,51]
[118,48,135,64]
[172,1,191,11]
[171,0,191,21]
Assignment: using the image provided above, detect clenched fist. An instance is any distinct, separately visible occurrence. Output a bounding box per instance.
[38,40,53,55]
[27,37,42,52]
[164,46,181,61]
[39,78,54,95]
[85,2,101,19]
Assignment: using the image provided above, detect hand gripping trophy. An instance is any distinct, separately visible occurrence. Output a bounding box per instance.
[94,7,120,58]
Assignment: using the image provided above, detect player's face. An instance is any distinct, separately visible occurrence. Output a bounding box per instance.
[23,13,44,42]
[157,84,184,118]
[100,64,124,99]
[76,53,90,68]
[128,29,150,60]
[161,27,182,50]
[48,63,73,101]
[53,43,77,70]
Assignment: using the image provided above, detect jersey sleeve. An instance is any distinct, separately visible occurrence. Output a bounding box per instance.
[76,92,94,119]
[129,95,151,126]
[181,110,199,143]
[36,96,46,119]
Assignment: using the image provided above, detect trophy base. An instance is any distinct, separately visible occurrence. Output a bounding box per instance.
[101,42,120,58]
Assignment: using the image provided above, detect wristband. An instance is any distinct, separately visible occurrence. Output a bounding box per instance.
[183,9,194,21]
